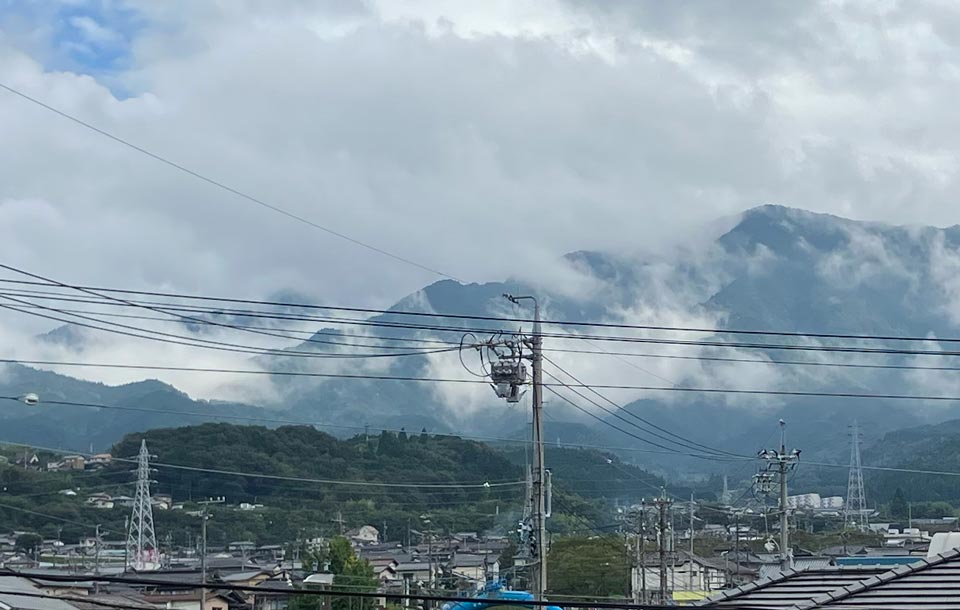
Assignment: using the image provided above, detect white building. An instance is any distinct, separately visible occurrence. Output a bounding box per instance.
[787,493,821,509]
[821,496,844,509]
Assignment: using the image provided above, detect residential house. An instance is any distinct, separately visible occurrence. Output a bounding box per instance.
[15,453,40,470]
[447,553,497,585]
[85,493,114,510]
[252,575,302,610]
[61,456,85,471]
[394,561,436,585]
[223,570,274,603]
[112,496,135,508]
[142,590,236,610]
[346,526,379,546]
[633,551,757,599]
[85,454,113,470]
[0,575,81,610]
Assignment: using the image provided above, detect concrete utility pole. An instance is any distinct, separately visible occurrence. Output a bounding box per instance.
[689,494,695,591]
[759,420,801,572]
[198,497,224,610]
[498,294,546,599]
[630,503,647,605]
[94,524,102,576]
[653,490,672,604]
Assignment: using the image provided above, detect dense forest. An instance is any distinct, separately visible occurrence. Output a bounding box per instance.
[0,423,665,546]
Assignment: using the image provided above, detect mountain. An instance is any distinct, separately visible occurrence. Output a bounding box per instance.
[5,205,960,481]
[0,422,663,543]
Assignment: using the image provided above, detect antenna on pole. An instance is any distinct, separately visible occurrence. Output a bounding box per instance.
[844,420,868,530]
[126,439,158,571]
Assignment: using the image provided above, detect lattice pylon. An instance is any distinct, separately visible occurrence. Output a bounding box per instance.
[844,420,868,530]
[125,439,158,571]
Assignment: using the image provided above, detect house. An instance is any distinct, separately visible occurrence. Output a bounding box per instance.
[227,542,257,553]
[394,561,436,585]
[112,496,135,508]
[0,575,81,610]
[85,454,113,469]
[447,553,497,584]
[701,540,960,609]
[634,551,757,599]
[66,592,156,610]
[252,575,302,610]
[222,570,274,592]
[15,453,40,470]
[152,495,173,510]
[142,590,236,610]
[346,526,379,546]
[85,493,114,509]
[61,456,86,471]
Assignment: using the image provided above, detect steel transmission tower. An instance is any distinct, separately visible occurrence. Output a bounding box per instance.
[126,439,158,571]
[844,420,868,530]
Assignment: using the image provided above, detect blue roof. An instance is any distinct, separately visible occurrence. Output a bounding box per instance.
[441,582,562,610]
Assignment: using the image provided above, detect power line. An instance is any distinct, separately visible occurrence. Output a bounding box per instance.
[13,287,960,371]
[0,264,465,357]
[542,354,747,459]
[9,280,960,360]
[539,382,741,462]
[0,84,460,282]
[6,358,960,402]
[0,500,112,533]
[0,295,463,360]
[4,276,960,345]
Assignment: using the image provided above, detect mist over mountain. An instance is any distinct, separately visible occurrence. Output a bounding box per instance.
[4,205,960,482]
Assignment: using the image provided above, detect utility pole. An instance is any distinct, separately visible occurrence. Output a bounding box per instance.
[653,490,672,604]
[198,497,224,610]
[689,494,695,591]
[94,524,102,576]
[494,294,546,599]
[630,503,646,605]
[759,420,801,572]
[734,510,741,583]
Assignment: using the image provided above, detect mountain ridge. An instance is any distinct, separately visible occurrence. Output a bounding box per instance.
[5,205,960,481]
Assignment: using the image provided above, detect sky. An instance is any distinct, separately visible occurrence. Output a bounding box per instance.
[2,0,960,402]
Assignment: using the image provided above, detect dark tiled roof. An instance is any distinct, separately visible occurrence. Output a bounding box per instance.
[704,548,960,609]
[800,548,960,609]
[701,567,888,608]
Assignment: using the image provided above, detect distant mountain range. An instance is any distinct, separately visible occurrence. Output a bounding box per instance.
[4,205,960,483]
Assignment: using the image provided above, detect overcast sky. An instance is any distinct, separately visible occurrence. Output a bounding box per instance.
[2,0,960,400]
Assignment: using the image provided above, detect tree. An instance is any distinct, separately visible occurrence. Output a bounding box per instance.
[891,487,909,519]
[547,537,629,599]
[328,537,354,574]
[15,532,41,555]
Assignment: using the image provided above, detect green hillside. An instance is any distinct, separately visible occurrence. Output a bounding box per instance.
[0,423,639,546]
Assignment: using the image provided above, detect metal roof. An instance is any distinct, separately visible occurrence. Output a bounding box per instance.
[0,576,81,610]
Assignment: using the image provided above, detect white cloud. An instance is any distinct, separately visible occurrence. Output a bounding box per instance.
[5,1,960,405]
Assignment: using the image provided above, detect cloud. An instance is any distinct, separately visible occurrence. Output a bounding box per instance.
[5,1,960,405]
